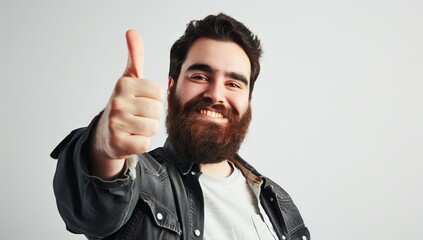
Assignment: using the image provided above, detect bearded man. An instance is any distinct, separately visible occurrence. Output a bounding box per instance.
[52,13,310,240]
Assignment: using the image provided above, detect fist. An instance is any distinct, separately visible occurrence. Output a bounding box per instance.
[93,30,164,165]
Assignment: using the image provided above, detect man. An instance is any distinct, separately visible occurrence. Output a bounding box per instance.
[52,13,310,240]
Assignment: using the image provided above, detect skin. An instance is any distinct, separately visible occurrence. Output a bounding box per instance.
[91,31,251,180]
[169,38,251,178]
[90,30,164,180]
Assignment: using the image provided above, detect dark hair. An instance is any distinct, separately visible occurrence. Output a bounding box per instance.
[169,13,262,99]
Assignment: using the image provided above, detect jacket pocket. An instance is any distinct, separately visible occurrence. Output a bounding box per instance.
[139,191,182,235]
[111,193,182,240]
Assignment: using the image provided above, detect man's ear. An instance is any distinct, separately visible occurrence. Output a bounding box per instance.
[167,77,175,95]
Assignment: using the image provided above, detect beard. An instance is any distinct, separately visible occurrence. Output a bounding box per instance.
[165,89,251,165]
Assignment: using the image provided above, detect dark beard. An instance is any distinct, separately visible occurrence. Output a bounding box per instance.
[166,90,251,164]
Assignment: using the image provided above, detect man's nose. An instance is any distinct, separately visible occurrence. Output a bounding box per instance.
[203,80,225,104]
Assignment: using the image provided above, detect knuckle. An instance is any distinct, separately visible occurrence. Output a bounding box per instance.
[108,109,124,127]
[155,101,163,117]
[150,120,159,135]
[145,79,164,100]
[108,117,120,131]
[115,77,131,94]
[157,86,165,100]
[137,120,148,136]
[108,132,121,149]
[141,119,159,137]
[146,100,162,119]
[110,98,124,110]
[138,138,151,153]
[138,78,149,86]
[153,84,165,100]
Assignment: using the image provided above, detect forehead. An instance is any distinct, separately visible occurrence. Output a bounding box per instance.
[182,38,251,80]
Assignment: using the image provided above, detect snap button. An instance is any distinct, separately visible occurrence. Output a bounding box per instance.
[194,229,201,236]
[282,235,286,240]
[302,236,307,240]
[191,171,196,175]
[270,197,274,202]
[156,213,163,220]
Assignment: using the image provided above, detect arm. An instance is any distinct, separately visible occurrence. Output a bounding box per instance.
[52,30,163,238]
[52,116,139,238]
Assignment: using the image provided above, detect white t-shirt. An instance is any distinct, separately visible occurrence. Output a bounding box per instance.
[199,163,279,240]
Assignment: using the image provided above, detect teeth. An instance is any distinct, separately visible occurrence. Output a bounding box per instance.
[200,109,223,118]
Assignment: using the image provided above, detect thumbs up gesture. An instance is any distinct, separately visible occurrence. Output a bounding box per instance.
[91,30,164,179]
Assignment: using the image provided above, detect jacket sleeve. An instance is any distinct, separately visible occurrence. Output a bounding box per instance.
[51,114,139,239]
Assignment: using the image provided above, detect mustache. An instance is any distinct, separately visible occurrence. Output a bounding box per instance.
[181,97,236,119]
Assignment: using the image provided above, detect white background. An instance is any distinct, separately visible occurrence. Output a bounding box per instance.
[1,0,422,239]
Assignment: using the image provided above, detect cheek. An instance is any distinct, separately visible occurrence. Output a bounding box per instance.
[175,82,202,106]
[228,94,249,116]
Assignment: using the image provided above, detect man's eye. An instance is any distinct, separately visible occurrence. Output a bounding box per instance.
[228,82,242,89]
[192,75,208,81]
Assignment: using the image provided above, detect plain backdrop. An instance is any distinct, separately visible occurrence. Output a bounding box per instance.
[1,0,422,239]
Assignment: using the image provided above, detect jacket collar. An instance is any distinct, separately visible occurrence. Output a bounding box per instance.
[163,139,199,175]
[162,138,264,184]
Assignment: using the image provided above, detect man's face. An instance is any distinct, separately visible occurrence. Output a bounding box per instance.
[166,38,252,164]
[173,38,251,122]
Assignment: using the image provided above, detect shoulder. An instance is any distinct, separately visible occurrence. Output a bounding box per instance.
[261,175,311,239]
[262,177,293,201]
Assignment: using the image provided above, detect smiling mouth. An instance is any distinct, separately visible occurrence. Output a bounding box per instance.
[200,109,225,119]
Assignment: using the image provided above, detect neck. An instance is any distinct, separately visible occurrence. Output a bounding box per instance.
[200,160,233,179]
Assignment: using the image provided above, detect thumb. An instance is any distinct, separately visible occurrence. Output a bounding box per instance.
[123,29,144,78]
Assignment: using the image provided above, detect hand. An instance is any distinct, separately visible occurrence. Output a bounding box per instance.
[91,30,164,179]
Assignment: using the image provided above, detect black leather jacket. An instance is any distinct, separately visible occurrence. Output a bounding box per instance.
[52,117,310,240]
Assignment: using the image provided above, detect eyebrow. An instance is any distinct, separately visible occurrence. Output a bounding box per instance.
[186,63,249,86]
